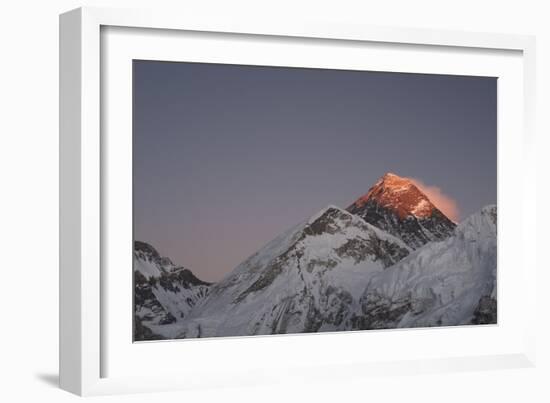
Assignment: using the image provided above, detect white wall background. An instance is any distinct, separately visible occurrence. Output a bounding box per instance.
[1,0,548,402]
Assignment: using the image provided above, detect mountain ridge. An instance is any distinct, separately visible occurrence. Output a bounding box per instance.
[133,176,496,340]
[347,173,457,249]
[133,241,211,341]
[174,205,412,338]
[354,205,497,329]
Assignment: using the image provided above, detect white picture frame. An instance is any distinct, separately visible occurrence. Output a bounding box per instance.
[59,6,537,396]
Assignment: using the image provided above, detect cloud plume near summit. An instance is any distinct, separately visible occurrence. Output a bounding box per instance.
[410,178,460,222]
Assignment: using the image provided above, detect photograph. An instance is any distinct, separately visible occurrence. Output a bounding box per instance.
[132,61,497,341]
[2,0,543,400]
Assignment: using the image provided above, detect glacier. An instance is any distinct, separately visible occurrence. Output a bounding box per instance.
[354,205,497,329]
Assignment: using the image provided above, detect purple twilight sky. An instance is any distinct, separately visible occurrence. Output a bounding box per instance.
[133,61,497,282]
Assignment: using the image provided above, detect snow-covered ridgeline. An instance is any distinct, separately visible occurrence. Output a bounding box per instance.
[174,206,412,338]
[356,205,497,329]
[134,201,497,340]
[133,241,211,340]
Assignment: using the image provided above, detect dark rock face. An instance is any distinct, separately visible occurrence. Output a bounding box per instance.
[303,207,353,236]
[134,270,178,338]
[350,290,439,330]
[348,200,456,249]
[471,296,497,325]
[134,315,163,341]
[346,173,457,249]
[134,241,161,261]
[335,236,409,268]
[133,241,211,340]
[134,271,171,322]
[351,292,413,330]
[157,268,211,293]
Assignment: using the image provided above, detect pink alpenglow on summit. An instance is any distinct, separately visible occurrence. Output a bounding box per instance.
[347,173,457,249]
[351,173,439,219]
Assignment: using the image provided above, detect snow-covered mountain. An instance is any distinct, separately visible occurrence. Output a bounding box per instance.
[353,205,497,329]
[171,205,496,338]
[347,173,456,249]
[133,173,497,340]
[174,206,411,338]
[133,241,211,340]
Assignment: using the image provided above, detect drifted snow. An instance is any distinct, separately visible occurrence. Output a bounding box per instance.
[359,205,497,328]
[411,198,431,216]
[134,255,163,279]
[133,244,211,338]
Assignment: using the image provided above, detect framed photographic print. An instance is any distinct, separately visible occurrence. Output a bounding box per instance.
[60,7,537,396]
[132,61,496,341]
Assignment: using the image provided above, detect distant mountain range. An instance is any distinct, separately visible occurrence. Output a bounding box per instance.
[134,172,496,341]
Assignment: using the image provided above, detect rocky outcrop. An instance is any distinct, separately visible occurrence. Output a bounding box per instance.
[347,173,456,249]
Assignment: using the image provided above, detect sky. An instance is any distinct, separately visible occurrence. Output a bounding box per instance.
[133,60,497,282]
